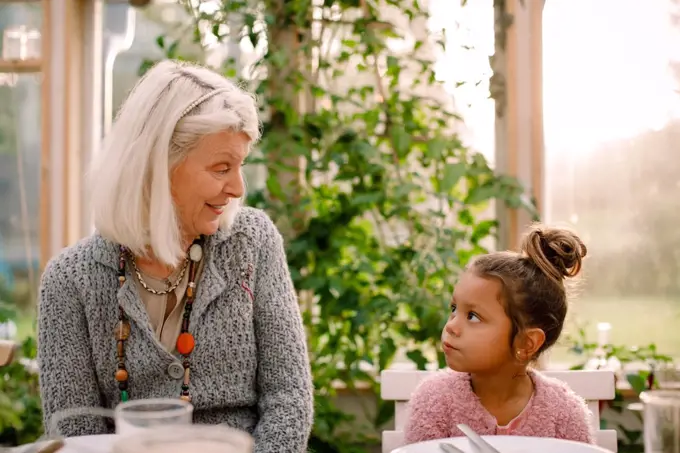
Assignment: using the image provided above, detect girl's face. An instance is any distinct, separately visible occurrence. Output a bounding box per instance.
[441,271,515,373]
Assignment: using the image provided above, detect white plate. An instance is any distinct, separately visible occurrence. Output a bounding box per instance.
[393,436,612,453]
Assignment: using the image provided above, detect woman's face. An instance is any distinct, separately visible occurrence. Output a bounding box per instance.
[170,130,249,243]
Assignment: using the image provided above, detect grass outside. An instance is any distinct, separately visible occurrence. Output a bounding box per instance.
[549,296,680,364]
[8,296,680,366]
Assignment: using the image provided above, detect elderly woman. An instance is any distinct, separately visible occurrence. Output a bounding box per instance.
[37,60,313,452]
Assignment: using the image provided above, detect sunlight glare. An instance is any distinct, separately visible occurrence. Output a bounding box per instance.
[543,0,680,152]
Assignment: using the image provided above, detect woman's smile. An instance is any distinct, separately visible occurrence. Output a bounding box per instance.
[206,202,228,215]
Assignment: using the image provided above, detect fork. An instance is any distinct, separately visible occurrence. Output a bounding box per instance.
[457,424,501,453]
[9,439,64,453]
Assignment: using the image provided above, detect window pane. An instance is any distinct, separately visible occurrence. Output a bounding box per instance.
[543,0,680,358]
[104,1,191,123]
[0,2,42,60]
[0,73,42,335]
[430,0,495,166]
[430,0,497,253]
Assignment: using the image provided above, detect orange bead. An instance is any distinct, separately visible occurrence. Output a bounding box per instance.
[176,333,195,355]
[115,369,129,382]
[180,394,192,402]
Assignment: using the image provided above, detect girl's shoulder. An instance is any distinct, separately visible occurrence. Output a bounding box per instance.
[529,370,591,414]
[527,370,594,442]
[411,369,476,405]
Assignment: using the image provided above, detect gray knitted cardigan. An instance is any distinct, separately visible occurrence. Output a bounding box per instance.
[37,207,314,453]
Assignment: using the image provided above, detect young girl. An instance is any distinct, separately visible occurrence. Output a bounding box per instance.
[404,224,594,444]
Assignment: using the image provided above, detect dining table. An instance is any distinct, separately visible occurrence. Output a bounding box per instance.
[11,435,117,453]
[390,435,614,453]
[12,424,253,453]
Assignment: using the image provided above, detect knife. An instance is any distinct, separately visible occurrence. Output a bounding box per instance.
[457,424,501,453]
[439,442,467,453]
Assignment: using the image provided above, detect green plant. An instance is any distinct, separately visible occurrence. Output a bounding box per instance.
[565,327,674,453]
[144,1,534,450]
[0,283,42,446]
[0,338,42,446]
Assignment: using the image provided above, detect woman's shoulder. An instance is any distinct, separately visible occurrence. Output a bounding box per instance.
[41,234,110,285]
[229,207,280,244]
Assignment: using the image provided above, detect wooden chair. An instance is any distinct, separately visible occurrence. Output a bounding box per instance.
[380,369,618,452]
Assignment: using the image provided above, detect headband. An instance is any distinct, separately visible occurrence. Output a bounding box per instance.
[178,87,230,120]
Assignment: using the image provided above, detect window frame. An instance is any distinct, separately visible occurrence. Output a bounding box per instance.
[493,0,544,251]
[37,0,102,268]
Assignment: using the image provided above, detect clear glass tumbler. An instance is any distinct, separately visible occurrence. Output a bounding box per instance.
[640,390,680,453]
[111,424,253,453]
[114,398,193,435]
[48,398,193,438]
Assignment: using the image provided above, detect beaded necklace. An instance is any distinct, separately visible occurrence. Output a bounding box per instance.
[115,236,205,402]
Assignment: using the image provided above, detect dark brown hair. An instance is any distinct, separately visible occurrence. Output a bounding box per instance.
[469,223,587,357]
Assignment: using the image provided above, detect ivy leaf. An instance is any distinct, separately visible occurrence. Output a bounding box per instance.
[626,373,648,395]
[166,40,180,59]
[406,349,429,370]
[440,162,466,194]
[465,184,497,205]
[351,192,384,205]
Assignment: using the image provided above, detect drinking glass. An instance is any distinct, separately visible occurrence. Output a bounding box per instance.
[640,390,680,453]
[111,424,253,453]
[114,398,193,435]
[48,398,193,437]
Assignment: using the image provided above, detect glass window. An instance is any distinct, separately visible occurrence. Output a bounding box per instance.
[0,2,42,340]
[543,0,680,359]
[429,0,495,166]
[0,2,42,61]
[103,1,188,130]
[429,0,496,254]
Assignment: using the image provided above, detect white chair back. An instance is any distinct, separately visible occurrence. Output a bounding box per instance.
[380,369,618,452]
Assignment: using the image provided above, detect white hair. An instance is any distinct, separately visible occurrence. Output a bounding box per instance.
[89,60,261,267]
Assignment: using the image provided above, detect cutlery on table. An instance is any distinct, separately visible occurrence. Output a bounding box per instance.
[439,442,467,453]
[34,440,64,453]
[9,439,64,453]
[457,424,501,453]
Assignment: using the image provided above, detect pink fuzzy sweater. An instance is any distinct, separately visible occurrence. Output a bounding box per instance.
[404,369,594,445]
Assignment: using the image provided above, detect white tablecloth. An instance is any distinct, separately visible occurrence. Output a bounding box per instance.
[14,435,117,453]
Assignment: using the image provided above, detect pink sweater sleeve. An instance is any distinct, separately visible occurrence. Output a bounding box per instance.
[404,375,454,444]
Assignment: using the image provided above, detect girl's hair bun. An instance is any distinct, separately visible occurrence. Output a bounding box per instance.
[520,224,587,283]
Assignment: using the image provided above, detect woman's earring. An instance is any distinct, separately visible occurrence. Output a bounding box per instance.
[515,350,524,362]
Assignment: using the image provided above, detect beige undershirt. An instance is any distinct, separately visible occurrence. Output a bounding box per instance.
[134,261,204,352]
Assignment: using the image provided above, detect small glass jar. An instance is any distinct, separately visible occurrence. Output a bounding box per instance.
[640,390,680,453]
[114,398,193,435]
